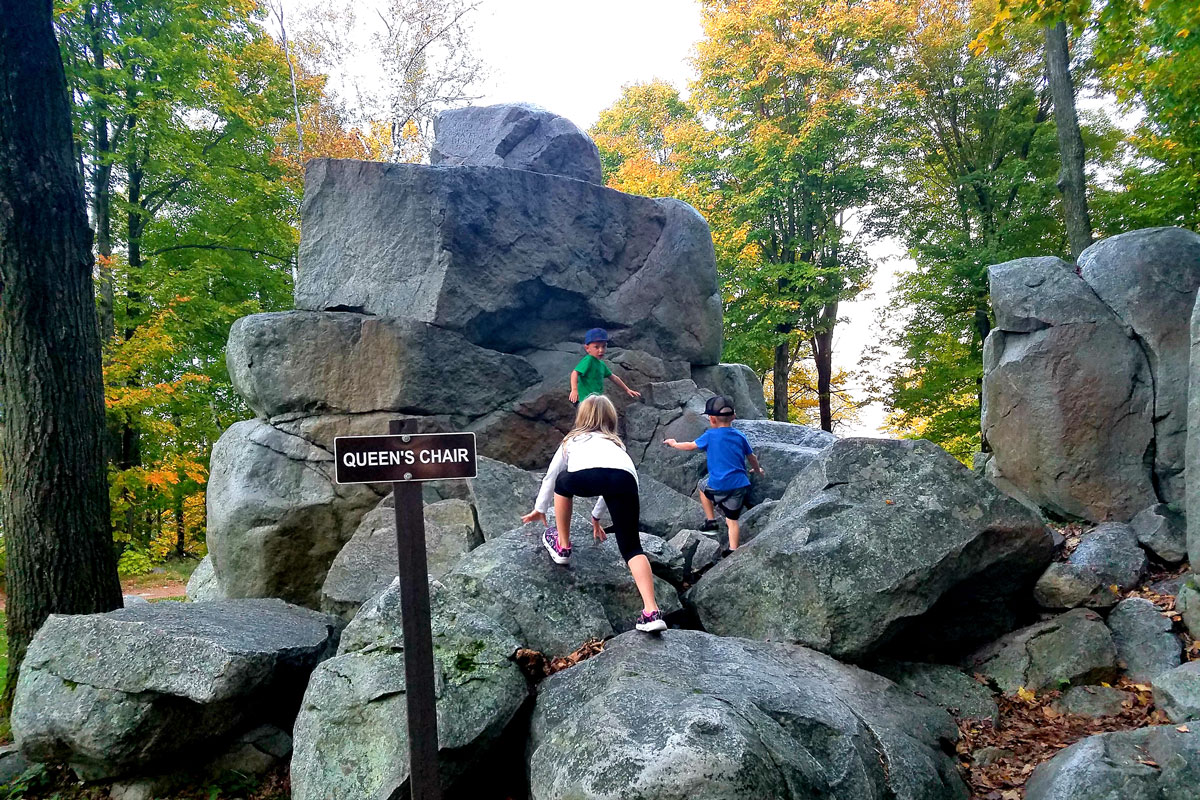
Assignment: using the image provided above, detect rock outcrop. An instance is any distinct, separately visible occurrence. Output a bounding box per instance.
[529,630,968,800]
[964,609,1118,694]
[1024,726,1200,799]
[12,600,339,779]
[689,438,1054,660]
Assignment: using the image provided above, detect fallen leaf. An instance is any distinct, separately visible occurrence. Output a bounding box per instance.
[1178,725,1190,733]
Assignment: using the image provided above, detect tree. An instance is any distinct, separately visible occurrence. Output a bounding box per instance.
[693,0,906,429]
[1043,20,1093,257]
[869,0,1081,459]
[0,0,123,709]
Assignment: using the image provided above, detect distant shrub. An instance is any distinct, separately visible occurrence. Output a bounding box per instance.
[117,549,153,577]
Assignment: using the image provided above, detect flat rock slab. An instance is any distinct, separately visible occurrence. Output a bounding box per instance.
[1025,725,1200,799]
[227,311,538,421]
[295,159,722,365]
[12,599,339,779]
[984,256,1156,522]
[431,103,602,183]
[964,609,1118,694]
[292,580,528,800]
[1034,522,1148,609]
[1051,685,1134,718]
[689,438,1054,661]
[869,660,999,724]
[439,529,681,659]
[1107,597,1181,682]
[529,630,968,800]
[1152,661,1200,722]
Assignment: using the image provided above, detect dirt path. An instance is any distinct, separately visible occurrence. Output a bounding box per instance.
[0,578,188,611]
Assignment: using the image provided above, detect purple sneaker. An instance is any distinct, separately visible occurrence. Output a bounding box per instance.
[635,609,667,633]
[543,527,571,565]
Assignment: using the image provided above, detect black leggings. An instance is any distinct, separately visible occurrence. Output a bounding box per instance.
[553,468,643,562]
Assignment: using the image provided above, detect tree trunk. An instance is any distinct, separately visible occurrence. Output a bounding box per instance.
[772,339,790,422]
[0,0,123,712]
[87,3,115,342]
[812,302,838,433]
[1044,22,1093,260]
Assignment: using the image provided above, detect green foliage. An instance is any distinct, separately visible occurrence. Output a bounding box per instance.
[117,549,154,577]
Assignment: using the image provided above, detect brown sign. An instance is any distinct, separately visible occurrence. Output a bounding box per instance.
[334,431,477,484]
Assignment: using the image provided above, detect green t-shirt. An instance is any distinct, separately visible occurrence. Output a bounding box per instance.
[574,354,612,400]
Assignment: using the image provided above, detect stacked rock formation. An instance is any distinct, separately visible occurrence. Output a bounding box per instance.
[206,104,767,608]
[982,227,1200,524]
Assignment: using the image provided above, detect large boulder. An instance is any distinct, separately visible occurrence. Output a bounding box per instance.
[1187,292,1200,565]
[295,158,722,365]
[733,418,836,504]
[12,600,339,779]
[320,497,482,620]
[964,609,1118,694]
[226,311,539,421]
[636,474,706,539]
[689,438,1054,661]
[625,380,714,494]
[439,529,681,659]
[292,579,528,800]
[1080,227,1200,505]
[983,256,1156,522]
[1033,522,1148,609]
[1152,662,1200,722]
[206,420,382,608]
[468,455,542,539]
[430,103,602,184]
[1024,726,1200,799]
[529,630,968,800]
[1107,597,1181,682]
[691,363,769,419]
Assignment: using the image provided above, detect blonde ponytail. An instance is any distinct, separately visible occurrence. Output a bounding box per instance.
[565,394,625,449]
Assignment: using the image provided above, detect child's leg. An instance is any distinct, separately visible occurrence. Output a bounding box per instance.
[603,476,659,612]
[698,490,718,522]
[553,493,573,549]
[627,554,658,613]
[727,517,741,550]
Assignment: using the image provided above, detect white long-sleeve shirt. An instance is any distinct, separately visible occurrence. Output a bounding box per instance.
[534,433,639,520]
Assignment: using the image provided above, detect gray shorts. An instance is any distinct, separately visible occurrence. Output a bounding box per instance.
[698,475,750,520]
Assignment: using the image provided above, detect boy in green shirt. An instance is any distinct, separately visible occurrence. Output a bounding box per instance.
[570,328,641,403]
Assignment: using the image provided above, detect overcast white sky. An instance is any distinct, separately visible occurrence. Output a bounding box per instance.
[279,0,906,434]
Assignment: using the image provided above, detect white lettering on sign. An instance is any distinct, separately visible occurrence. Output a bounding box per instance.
[418,448,471,464]
[342,450,418,468]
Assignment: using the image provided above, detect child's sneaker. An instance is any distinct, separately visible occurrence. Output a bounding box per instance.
[635,609,667,633]
[699,518,720,534]
[542,527,571,565]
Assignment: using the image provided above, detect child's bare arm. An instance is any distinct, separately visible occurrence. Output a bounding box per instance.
[608,372,641,398]
[663,438,699,451]
[748,453,765,475]
[569,370,579,403]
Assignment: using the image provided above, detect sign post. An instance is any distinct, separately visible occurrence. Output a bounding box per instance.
[334,423,478,800]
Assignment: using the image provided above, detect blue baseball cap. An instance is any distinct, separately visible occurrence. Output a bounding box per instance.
[584,328,609,345]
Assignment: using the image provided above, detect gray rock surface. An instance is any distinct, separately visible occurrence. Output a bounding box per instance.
[690,438,1055,660]
[624,380,714,495]
[1080,227,1200,505]
[1033,522,1148,609]
[292,579,528,800]
[964,609,1118,694]
[206,420,382,607]
[984,256,1156,522]
[469,456,541,539]
[669,529,722,581]
[1188,289,1200,565]
[185,555,225,603]
[295,159,722,365]
[733,418,836,505]
[1177,574,1200,636]
[529,630,968,800]
[227,311,538,421]
[636,474,706,539]
[1024,726,1200,800]
[639,532,686,586]
[1131,503,1188,563]
[1152,661,1200,722]
[1051,685,1134,718]
[12,600,339,779]
[0,744,32,786]
[1107,597,1181,682]
[690,363,769,419]
[869,661,999,724]
[430,103,602,183]
[439,529,681,659]
[320,497,482,620]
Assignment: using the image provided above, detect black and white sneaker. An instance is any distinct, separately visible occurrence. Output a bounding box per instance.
[635,609,667,633]
[699,519,720,534]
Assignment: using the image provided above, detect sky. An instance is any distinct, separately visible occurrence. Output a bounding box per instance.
[280,0,908,435]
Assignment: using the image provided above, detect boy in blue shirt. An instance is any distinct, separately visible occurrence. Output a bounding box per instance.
[663,395,764,550]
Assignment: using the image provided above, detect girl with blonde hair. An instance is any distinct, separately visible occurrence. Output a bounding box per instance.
[522,394,666,632]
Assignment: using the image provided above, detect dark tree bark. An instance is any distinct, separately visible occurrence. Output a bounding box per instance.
[86,2,116,343]
[772,339,790,422]
[1044,22,1093,260]
[0,0,124,711]
[811,301,838,433]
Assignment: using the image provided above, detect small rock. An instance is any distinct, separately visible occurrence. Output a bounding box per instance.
[639,533,686,586]
[1025,725,1200,799]
[185,555,225,603]
[972,746,1015,768]
[0,744,33,786]
[121,595,149,606]
[965,608,1118,694]
[1050,685,1133,718]
[668,530,722,580]
[1130,503,1188,563]
[1152,661,1200,722]
[1033,522,1147,609]
[870,661,999,724]
[1107,597,1181,682]
[1177,574,1200,636]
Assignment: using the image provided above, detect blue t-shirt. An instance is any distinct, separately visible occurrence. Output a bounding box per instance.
[695,427,754,491]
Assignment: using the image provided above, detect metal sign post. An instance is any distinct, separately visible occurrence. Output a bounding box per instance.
[333,423,478,800]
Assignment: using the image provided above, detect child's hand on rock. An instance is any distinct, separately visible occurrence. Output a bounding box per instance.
[663,438,678,448]
[626,388,641,399]
[591,516,607,543]
[522,509,547,525]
